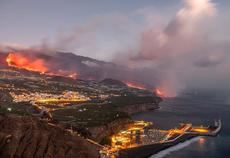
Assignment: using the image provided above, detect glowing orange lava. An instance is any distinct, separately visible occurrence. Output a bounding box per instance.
[6,53,78,79]
[6,53,48,73]
[124,81,146,90]
[155,88,165,97]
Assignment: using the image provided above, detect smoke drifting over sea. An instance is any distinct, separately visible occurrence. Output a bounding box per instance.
[150,137,201,158]
[114,0,230,96]
[1,0,230,96]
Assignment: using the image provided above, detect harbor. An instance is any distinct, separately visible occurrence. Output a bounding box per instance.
[100,120,222,158]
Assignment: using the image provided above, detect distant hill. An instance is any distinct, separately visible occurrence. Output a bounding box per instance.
[0,50,156,89]
[100,78,127,87]
[0,51,124,80]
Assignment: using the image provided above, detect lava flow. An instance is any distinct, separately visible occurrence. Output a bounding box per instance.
[6,53,48,73]
[124,81,146,90]
[6,52,78,79]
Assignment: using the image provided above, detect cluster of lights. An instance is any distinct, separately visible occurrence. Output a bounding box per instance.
[10,91,90,105]
[110,121,152,149]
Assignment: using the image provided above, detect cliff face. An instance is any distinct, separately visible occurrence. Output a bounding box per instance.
[89,118,132,142]
[0,114,100,158]
[88,103,160,142]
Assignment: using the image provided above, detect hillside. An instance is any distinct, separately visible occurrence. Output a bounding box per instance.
[0,50,155,88]
[0,114,100,158]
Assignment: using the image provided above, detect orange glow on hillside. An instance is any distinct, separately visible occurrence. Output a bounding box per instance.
[124,81,146,90]
[6,53,48,73]
[6,53,79,79]
[155,88,165,97]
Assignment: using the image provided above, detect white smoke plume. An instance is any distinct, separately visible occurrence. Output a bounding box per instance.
[150,137,201,158]
[134,0,216,60]
[114,0,230,96]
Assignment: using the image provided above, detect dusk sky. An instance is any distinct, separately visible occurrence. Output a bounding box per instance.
[0,0,230,59]
[1,0,230,95]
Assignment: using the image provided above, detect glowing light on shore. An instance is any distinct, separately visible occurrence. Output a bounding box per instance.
[191,128,209,133]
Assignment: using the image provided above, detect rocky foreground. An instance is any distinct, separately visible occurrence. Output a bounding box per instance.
[0,114,101,158]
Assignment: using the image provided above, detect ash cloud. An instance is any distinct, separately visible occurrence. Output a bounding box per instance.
[114,0,230,96]
[135,0,217,61]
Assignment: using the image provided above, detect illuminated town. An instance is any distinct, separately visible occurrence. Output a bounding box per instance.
[0,65,161,126]
[10,91,90,107]
[100,120,221,158]
[0,61,221,158]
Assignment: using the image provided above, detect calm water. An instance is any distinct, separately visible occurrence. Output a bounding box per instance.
[133,93,230,158]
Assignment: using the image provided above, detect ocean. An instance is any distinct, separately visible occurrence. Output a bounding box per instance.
[133,92,230,158]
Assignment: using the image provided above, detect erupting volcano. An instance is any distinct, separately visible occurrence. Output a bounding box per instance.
[124,81,146,90]
[6,53,48,73]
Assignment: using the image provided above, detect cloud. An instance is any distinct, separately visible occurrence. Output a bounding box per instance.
[194,53,224,67]
[134,0,216,60]
[0,43,29,52]
[112,0,230,96]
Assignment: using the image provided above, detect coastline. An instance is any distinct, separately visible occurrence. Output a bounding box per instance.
[117,103,160,115]
[100,99,222,158]
[150,136,201,158]
[88,103,160,142]
[118,133,198,158]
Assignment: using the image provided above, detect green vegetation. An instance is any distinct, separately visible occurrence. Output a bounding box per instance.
[52,104,130,127]
[109,95,161,107]
[52,95,161,128]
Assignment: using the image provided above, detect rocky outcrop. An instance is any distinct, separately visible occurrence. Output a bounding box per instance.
[88,103,161,142]
[89,118,132,142]
[0,114,100,158]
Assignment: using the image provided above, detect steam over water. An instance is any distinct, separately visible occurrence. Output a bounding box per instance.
[150,137,201,158]
[133,91,230,158]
